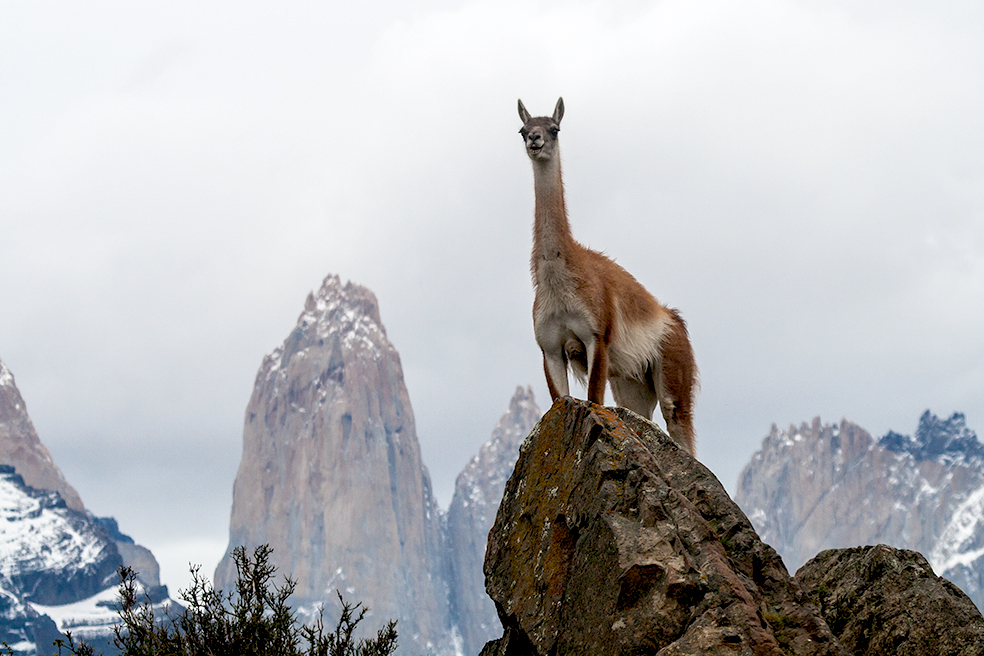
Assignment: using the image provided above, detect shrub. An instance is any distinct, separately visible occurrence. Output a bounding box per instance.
[49,545,397,656]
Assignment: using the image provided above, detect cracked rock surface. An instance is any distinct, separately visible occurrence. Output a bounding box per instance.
[795,545,984,656]
[482,398,846,656]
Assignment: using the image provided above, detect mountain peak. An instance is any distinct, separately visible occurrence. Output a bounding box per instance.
[880,410,984,462]
[445,386,541,655]
[219,275,455,654]
[263,275,390,381]
[0,357,85,512]
[506,384,537,418]
[299,274,384,338]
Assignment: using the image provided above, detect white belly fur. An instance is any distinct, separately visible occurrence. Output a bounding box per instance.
[609,313,672,381]
[533,288,596,357]
[535,278,671,386]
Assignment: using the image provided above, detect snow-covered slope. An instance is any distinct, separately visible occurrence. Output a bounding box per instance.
[0,584,61,655]
[30,580,175,649]
[0,357,172,654]
[0,465,123,654]
[0,466,121,606]
[735,411,984,611]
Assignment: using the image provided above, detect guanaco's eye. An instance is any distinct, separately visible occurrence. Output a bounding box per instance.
[549,126,560,135]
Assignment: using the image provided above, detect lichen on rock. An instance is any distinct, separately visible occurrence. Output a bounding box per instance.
[481,398,845,655]
[795,545,984,656]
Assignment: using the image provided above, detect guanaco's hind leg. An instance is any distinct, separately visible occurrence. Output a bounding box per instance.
[656,313,698,456]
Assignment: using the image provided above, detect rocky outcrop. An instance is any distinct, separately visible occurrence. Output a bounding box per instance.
[0,358,84,512]
[482,398,847,655]
[445,386,540,656]
[734,413,984,611]
[479,400,984,655]
[95,516,168,602]
[796,545,984,655]
[215,275,454,655]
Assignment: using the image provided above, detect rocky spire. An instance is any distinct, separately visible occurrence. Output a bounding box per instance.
[215,275,455,654]
[445,386,541,656]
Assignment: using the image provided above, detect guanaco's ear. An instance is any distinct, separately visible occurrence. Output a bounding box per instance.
[518,99,531,124]
[552,97,565,125]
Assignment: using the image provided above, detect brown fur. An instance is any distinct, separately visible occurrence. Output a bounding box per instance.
[519,98,698,455]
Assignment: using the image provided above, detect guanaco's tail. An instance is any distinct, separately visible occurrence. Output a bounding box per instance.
[657,309,698,456]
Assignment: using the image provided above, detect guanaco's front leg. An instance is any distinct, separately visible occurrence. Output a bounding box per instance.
[586,336,609,405]
[542,351,570,401]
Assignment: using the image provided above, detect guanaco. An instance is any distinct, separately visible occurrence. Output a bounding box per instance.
[519,97,698,455]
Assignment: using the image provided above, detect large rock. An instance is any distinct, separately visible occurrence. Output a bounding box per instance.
[735,413,984,611]
[215,275,454,655]
[0,358,84,512]
[795,545,984,655]
[445,386,540,656]
[482,398,846,655]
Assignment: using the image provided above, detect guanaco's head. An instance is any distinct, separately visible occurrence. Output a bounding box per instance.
[518,97,564,163]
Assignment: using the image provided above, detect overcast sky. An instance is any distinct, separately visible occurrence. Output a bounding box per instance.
[2,0,983,594]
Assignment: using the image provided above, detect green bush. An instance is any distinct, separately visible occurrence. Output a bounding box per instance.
[48,545,398,656]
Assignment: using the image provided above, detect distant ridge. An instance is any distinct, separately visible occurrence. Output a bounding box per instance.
[736,411,984,611]
[880,410,984,463]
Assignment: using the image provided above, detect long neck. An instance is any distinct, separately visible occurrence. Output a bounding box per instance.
[531,156,575,275]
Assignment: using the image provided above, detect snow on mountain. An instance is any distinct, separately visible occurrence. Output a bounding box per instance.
[0,357,172,654]
[0,362,13,388]
[0,466,120,605]
[0,465,123,653]
[735,411,984,611]
[882,410,984,464]
[0,583,61,655]
[30,580,176,648]
[931,485,984,574]
[30,585,121,644]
